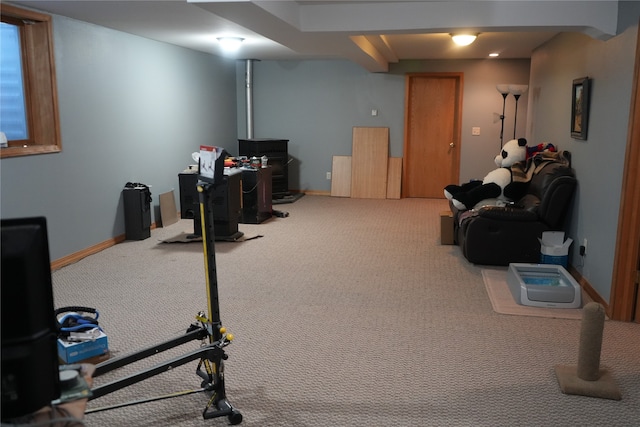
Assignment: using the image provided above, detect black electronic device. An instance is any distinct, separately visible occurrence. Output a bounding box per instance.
[240,167,272,224]
[1,217,61,420]
[179,147,243,239]
[179,171,243,239]
[122,184,152,240]
[179,172,200,221]
[238,139,289,198]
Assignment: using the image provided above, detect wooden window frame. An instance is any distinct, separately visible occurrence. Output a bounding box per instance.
[1,4,61,158]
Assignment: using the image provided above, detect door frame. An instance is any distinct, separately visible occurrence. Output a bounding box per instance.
[402,72,463,198]
[610,23,640,322]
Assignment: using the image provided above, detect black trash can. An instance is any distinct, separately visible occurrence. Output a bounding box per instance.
[123,183,152,240]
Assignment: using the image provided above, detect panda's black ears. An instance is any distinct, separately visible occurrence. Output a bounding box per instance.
[517,138,527,146]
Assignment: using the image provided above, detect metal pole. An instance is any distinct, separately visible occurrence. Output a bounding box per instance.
[197,182,222,338]
[513,94,521,139]
[246,59,254,139]
[499,93,507,148]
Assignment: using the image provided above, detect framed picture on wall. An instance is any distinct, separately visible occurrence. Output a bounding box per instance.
[571,77,591,140]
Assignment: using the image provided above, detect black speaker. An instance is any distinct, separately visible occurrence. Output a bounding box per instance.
[123,185,152,240]
[179,172,200,220]
[1,217,61,420]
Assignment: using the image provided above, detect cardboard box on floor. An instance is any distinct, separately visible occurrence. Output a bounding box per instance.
[58,331,108,364]
[539,231,573,267]
[440,211,454,245]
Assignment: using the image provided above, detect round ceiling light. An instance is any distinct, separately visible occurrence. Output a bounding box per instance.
[217,37,244,51]
[451,34,477,46]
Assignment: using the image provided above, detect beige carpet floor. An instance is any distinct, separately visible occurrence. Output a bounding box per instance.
[50,195,640,426]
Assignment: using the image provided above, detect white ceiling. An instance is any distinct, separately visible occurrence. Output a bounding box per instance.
[9,1,621,72]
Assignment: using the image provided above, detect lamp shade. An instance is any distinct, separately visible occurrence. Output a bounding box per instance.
[508,85,529,96]
[496,84,510,95]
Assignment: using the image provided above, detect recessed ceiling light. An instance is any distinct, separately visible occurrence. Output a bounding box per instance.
[489,52,500,57]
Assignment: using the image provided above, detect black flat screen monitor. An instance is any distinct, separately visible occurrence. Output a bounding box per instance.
[1,217,61,420]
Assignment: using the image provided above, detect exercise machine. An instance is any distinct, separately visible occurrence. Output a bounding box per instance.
[86,147,242,424]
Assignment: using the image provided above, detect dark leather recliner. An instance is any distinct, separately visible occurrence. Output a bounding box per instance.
[451,151,577,266]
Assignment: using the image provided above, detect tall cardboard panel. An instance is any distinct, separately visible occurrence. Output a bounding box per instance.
[351,127,389,199]
[331,156,352,197]
[159,190,178,227]
[386,157,402,199]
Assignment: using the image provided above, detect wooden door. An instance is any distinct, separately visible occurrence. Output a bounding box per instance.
[610,23,640,322]
[636,242,640,323]
[403,73,462,198]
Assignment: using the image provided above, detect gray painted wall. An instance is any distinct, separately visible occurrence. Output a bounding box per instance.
[0,15,238,261]
[235,59,530,192]
[238,27,638,304]
[1,9,637,305]
[528,27,638,302]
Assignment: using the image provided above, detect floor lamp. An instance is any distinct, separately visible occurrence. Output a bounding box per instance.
[509,85,528,139]
[496,85,510,148]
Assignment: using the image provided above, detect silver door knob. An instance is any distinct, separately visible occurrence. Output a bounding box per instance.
[449,142,455,148]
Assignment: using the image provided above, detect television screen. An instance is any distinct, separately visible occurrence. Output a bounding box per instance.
[1,217,61,420]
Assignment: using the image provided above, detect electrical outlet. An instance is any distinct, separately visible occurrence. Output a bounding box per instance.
[326,172,332,180]
[580,238,587,256]
[472,127,481,136]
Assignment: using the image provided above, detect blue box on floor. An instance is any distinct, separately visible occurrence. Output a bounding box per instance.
[57,332,108,363]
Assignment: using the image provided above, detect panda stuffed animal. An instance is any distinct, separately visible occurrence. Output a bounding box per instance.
[445,138,529,211]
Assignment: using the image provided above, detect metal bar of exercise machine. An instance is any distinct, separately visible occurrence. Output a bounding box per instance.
[87,164,242,425]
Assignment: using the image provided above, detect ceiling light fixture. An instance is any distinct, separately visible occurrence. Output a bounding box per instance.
[489,52,500,57]
[217,37,244,51]
[451,34,477,46]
